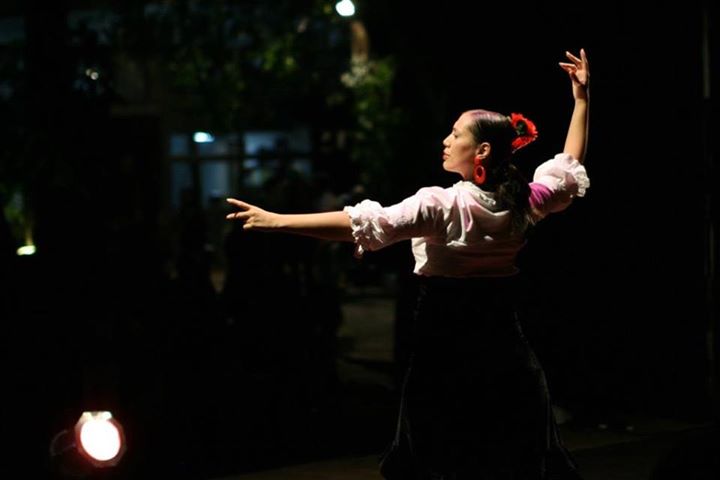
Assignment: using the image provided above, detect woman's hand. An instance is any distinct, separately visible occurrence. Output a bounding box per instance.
[559,49,590,101]
[226,198,281,231]
[225,198,353,241]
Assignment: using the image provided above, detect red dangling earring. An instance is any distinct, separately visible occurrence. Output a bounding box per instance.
[473,165,486,184]
[473,155,486,184]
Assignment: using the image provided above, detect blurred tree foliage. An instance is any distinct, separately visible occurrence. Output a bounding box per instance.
[341,55,401,199]
[1,0,405,242]
[0,37,25,246]
[110,0,403,197]
[112,0,355,131]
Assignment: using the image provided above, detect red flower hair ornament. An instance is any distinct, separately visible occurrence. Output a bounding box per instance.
[509,113,539,152]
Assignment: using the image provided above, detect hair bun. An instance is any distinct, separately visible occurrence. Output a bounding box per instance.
[508,113,539,152]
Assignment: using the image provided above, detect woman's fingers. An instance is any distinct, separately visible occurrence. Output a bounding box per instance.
[225,197,253,221]
[226,197,251,209]
[565,51,582,64]
[226,211,248,220]
[226,198,253,221]
[580,48,588,65]
[559,63,578,79]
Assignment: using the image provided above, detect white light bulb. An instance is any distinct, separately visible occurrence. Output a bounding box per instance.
[335,0,355,17]
[193,132,215,143]
[79,418,121,461]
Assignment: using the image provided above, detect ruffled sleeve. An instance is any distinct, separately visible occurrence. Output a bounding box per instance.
[343,199,393,257]
[343,187,451,257]
[530,153,590,216]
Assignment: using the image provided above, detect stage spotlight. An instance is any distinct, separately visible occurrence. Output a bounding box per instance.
[50,411,126,476]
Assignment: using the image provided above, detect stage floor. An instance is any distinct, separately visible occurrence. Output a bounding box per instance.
[207,288,714,480]
[212,423,712,480]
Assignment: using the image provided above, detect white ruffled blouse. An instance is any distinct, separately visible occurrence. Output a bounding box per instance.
[343,153,590,277]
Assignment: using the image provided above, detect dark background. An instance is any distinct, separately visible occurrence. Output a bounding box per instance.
[0,1,717,479]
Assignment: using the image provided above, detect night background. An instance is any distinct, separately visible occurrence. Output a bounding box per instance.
[0,1,718,479]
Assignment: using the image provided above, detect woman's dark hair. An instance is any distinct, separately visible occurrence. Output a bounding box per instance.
[465,109,531,233]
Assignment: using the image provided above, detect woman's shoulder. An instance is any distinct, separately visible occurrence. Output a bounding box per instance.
[411,184,458,200]
[415,181,480,197]
[401,184,462,212]
[409,182,499,213]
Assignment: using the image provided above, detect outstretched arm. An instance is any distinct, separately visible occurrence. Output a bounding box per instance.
[559,49,590,163]
[226,198,354,242]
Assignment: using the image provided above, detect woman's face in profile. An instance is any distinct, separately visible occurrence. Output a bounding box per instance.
[442,112,478,180]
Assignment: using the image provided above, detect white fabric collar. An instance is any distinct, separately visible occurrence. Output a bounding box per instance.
[453,180,497,209]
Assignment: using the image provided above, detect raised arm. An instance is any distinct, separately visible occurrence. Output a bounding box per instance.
[225,198,354,242]
[559,49,590,163]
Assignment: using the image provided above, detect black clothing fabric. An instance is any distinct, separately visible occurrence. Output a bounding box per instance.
[380,275,581,479]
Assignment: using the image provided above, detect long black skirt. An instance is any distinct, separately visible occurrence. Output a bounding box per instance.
[380,275,582,479]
